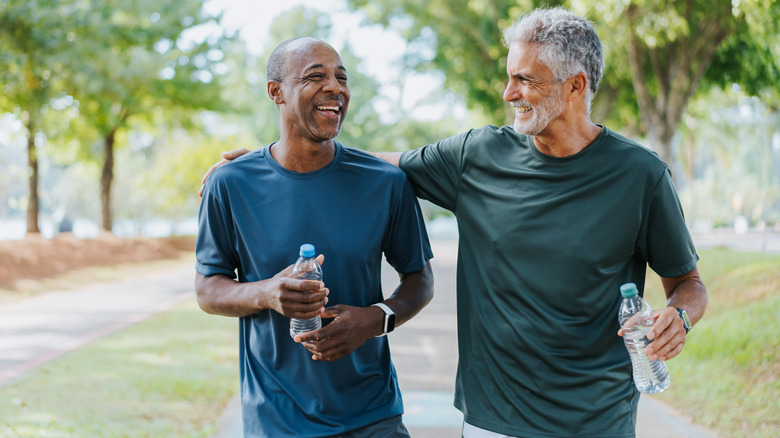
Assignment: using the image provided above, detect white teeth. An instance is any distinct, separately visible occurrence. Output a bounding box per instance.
[317,106,339,111]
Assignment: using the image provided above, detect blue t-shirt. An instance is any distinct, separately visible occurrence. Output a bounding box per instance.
[196,142,433,437]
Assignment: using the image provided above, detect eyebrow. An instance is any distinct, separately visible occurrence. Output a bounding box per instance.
[303,64,348,74]
[510,71,540,83]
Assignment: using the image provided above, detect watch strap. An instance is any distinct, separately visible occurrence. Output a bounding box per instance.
[372,303,395,337]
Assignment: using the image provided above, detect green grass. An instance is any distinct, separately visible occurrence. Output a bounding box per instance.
[644,248,780,438]
[0,299,239,438]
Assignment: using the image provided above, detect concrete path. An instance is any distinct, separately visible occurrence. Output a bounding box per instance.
[4,231,773,436]
[0,263,194,387]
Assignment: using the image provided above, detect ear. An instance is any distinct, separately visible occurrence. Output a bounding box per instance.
[267,81,284,104]
[567,72,588,102]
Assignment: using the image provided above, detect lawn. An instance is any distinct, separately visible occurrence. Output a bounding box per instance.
[644,248,780,438]
[0,299,239,438]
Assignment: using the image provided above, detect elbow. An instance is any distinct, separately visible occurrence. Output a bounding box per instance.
[421,261,435,305]
[194,272,218,314]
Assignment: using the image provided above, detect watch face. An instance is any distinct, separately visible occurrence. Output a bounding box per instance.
[386,313,396,332]
[677,308,691,331]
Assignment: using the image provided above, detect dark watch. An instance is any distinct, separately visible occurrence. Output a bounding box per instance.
[675,307,692,333]
[372,303,396,337]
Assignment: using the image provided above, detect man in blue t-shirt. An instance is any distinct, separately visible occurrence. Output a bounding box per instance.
[195,37,433,438]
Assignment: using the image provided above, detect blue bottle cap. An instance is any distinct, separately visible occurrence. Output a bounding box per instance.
[299,244,315,258]
[620,283,638,297]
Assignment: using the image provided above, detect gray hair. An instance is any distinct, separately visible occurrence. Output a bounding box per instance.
[266,37,318,82]
[502,7,604,111]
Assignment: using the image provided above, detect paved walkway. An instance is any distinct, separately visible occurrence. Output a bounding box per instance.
[4,231,774,436]
[0,263,194,387]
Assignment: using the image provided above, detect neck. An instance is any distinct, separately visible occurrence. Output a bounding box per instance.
[271,137,336,173]
[532,117,602,158]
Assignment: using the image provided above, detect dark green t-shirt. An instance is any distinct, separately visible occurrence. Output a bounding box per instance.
[400,125,698,437]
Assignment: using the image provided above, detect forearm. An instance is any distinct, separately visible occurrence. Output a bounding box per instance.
[368,151,403,167]
[662,268,707,326]
[382,261,434,328]
[194,272,265,317]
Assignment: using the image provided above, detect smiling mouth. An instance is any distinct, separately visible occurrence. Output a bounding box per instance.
[316,105,341,115]
[515,106,532,113]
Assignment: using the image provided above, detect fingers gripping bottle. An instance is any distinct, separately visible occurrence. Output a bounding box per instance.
[290,244,323,338]
[618,283,671,394]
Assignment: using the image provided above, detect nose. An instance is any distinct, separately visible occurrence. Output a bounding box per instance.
[503,81,518,103]
[322,75,345,94]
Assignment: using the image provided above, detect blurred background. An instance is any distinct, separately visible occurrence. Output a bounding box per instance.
[1,0,778,241]
[1,2,779,437]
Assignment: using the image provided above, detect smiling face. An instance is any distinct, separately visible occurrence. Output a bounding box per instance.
[503,43,566,136]
[273,39,350,143]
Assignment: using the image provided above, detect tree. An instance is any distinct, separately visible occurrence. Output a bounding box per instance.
[0,0,84,234]
[577,0,780,166]
[346,0,780,171]
[67,0,230,231]
[346,0,563,125]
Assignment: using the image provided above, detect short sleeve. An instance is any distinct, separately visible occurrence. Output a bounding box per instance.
[399,131,469,212]
[195,180,240,278]
[637,169,699,277]
[381,177,434,274]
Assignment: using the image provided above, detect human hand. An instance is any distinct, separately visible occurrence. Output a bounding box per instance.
[644,307,687,361]
[617,307,686,361]
[267,254,328,319]
[293,304,383,361]
[198,147,253,197]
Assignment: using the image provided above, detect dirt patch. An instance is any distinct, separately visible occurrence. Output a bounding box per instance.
[0,233,196,291]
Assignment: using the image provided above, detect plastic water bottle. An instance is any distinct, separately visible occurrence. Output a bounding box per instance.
[289,244,323,338]
[618,282,670,394]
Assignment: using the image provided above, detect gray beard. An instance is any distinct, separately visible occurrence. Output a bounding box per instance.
[512,88,564,136]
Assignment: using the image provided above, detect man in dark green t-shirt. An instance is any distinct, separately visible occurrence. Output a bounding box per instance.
[201,7,708,438]
[386,8,708,437]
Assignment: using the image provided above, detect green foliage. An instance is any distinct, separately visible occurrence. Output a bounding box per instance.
[0,0,90,232]
[704,2,780,101]
[643,248,780,438]
[67,0,232,230]
[345,0,780,174]
[0,0,76,110]
[0,0,233,232]
[112,115,258,230]
[576,0,780,167]
[346,0,564,124]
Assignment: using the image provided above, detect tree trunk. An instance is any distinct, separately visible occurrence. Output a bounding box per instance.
[645,119,676,167]
[624,2,734,175]
[100,128,117,232]
[25,116,40,235]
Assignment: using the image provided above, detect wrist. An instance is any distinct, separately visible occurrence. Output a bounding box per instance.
[673,307,692,333]
[371,302,396,337]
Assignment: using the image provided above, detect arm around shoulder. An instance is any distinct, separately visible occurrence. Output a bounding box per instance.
[369,151,403,167]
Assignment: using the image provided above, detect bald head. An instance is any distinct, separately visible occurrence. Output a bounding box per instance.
[266,37,336,82]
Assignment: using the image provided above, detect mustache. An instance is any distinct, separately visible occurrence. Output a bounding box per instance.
[315,97,344,107]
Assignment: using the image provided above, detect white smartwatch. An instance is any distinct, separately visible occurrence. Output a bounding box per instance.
[372,303,396,337]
